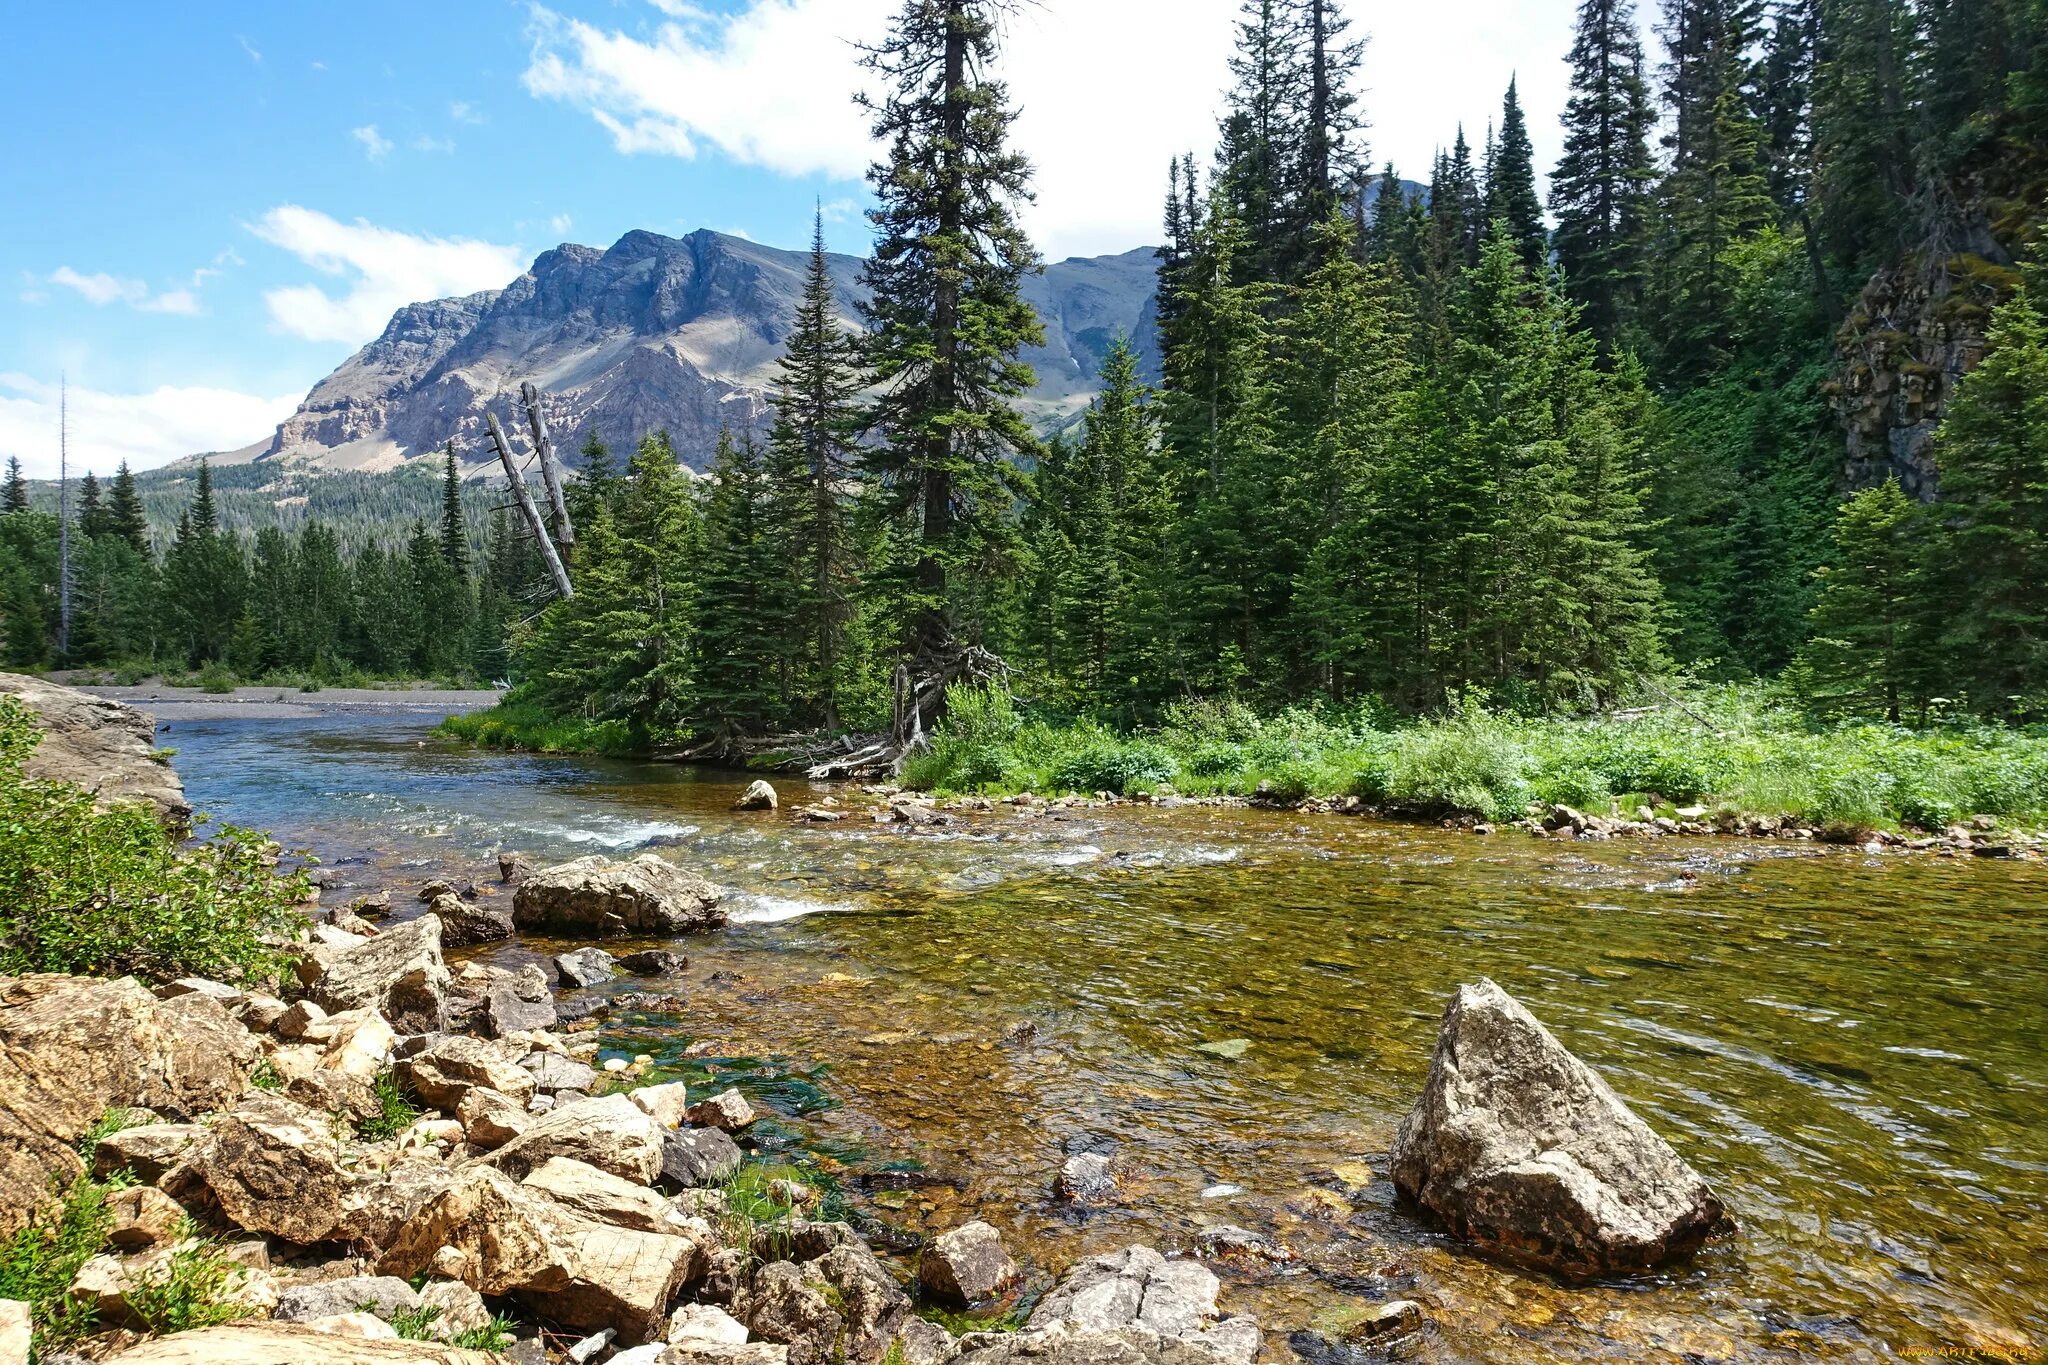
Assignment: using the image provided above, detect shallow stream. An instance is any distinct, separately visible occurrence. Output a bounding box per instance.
[156,703,2048,1364]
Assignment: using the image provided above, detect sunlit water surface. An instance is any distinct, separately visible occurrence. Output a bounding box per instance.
[158,704,2048,1364]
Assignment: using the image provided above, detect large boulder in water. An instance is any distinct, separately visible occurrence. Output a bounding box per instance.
[0,673,190,829]
[513,854,726,938]
[1389,977,1730,1276]
[0,975,257,1236]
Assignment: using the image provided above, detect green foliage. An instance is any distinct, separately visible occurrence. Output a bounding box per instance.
[450,1314,522,1351]
[0,698,306,981]
[0,1172,120,1351]
[123,1238,255,1337]
[358,1069,422,1141]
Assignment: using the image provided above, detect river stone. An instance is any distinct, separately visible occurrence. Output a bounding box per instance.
[458,1088,532,1150]
[1057,1153,1118,1204]
[484,1092,666,1185]
[522,1156,700,1234]
[431,893,513,948]
[686,1088,756,1132]
[400,1036,536,1111]
[95,1320,504,1363]
[556,948,619,990]
[378,1165,707,1343]
[1388,977,1730,1276]
[524,1052,601,1095]
[618,949,688,978]
[956,1324,1252,1365]
[274,1276,422,1324]
[298,915,451,1034]
[0,975,257,1237]
[481,984,557,1038]
[0,1299,26,1365]
[0,673,191,829]
[514,854,727,938]
[919,1221,1019,1307]
[93,1123,203,1184]
[661,1127,743,1188]
[191,1093,365,1246]
[1026,1246,1255,1362]
[734,780,778,812]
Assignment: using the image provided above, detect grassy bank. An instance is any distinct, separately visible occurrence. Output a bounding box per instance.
[56,661,485,695]
[438,696,647,758]
[900,687,2048,834]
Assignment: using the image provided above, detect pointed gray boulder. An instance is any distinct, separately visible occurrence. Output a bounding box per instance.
[1390,978,1730,1276]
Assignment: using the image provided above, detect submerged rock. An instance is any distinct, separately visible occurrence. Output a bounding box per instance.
[1057,1152,1118,1204]
[556,948,619,990]
[734,780,779,812]
[514,855,727,939]
[619,949,689,978]
[1389,977,1730,1276]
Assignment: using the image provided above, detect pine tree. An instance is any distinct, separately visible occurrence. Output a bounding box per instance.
[78,473,107,539]
[1366,166,1407,262]
[1759,0,1815,217]
[1552,0,1658,352]
[858,0,1043,687]
[767,209,869,728]
[1486,78,1547,273]
[1214,0,1307,281]
[1930,268,2048,716]
[1286,0,1367,274]
[108,461,149,553]
[438,441,470,576]
[1809,0,1914,273]
[1156,155,1205,350]
[1790,480,1935,719]
[697,431,787,740]
[2,459,26,514]
[161,463,245,665]
[1652,0,1776,375]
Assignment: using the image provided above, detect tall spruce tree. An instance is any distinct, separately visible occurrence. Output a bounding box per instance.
[107,461,148,553]
[1286,0,1367,273]
[858,0,1043,696]
[1214,0,1307,281]
[768,210,869,728]
[78,474,107,539]
[1789,480,1935,720]
[1809,0,1914,273]
[1929,268,2048,716]
[695,430,791,740]
[1486,77,1547,273]
[1551,0,1657,352]
[2,459,26,513]
[438,441,470,576]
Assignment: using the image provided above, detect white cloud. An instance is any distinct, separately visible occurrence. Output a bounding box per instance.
[413,134,457,154]
[353,124,394,160]
[247,205,528,344]
[524,0,1588,259]
[0,373,303,477]
[450,100,486,124]
[48,267,204,315]
[549,213,574,235]
[238,34,262,63]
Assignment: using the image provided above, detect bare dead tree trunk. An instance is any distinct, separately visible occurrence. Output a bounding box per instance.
[521,382,576,552]
[486,411,574,601]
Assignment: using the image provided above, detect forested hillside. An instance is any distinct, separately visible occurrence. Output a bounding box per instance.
[2,0,2042,733]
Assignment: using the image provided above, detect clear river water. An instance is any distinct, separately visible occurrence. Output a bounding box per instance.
[153,701,2048,1365]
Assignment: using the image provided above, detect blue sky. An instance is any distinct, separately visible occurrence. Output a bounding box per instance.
[1,0,1592,476]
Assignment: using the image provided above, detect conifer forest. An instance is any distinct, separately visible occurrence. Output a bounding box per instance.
[6,0,2046,752]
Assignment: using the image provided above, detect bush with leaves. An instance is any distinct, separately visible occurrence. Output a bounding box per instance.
[0,697,307,981]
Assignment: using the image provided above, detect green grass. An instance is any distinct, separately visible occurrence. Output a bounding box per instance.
[122,1233,255,1337]
[915,1302,1027,1335]
[0,1172,123,1351]
[899,685,2048,833]
[450,1314,522,1351]
[439,696,643,757]
[357,1069,422,1141]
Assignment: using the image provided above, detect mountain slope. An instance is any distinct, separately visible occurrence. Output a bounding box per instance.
[251,228,1161,475]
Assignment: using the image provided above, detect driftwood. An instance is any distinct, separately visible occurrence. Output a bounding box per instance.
[486,411,575,601]
[521,381,575,551]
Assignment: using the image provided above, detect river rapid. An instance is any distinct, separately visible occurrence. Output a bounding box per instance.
[151,701,2048,1365]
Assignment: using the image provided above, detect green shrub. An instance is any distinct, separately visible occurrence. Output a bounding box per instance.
[1050,740,1178,796]
[1534,764,1614,811]
[357,1070,422,1141]
[195,661,238,695]
[0,699,307,982]
[1383,711,1534,820]
[123,1237,254,1336]
[450,1314,522,1351]
[0,1172,122,1351]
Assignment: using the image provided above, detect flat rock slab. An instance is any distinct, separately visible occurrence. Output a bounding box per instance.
[1389,977,1730,1276]
[514,855,726,938]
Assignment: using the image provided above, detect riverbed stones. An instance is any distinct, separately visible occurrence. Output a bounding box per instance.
[400,1035,536,1110]
[734,780,778,812]
[481,983,558,1038]
[0,974,257,1236]
[687,1088,756,1132]
[619,949,688,978]
[918,1221,1019,1306]
[1057,1153,1118,1204]
[662,1127,743,1188]
[514,854,727,938]
[298,915,451,1034]
[484,1092,667,1185]
[523,1051,600,1095]
[500,851,537,884]
[629,1081,691,1130]
[457,1087,531,1150]
[431,892,513,948]
[190,1093,363,1246]
[92,1123,203,1184]
[1389,977,1730,1276]
[378,1165,706,1342]
[274,1276,422,1324]
[556,947,619,989]
[1026,1246,1257,1363]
